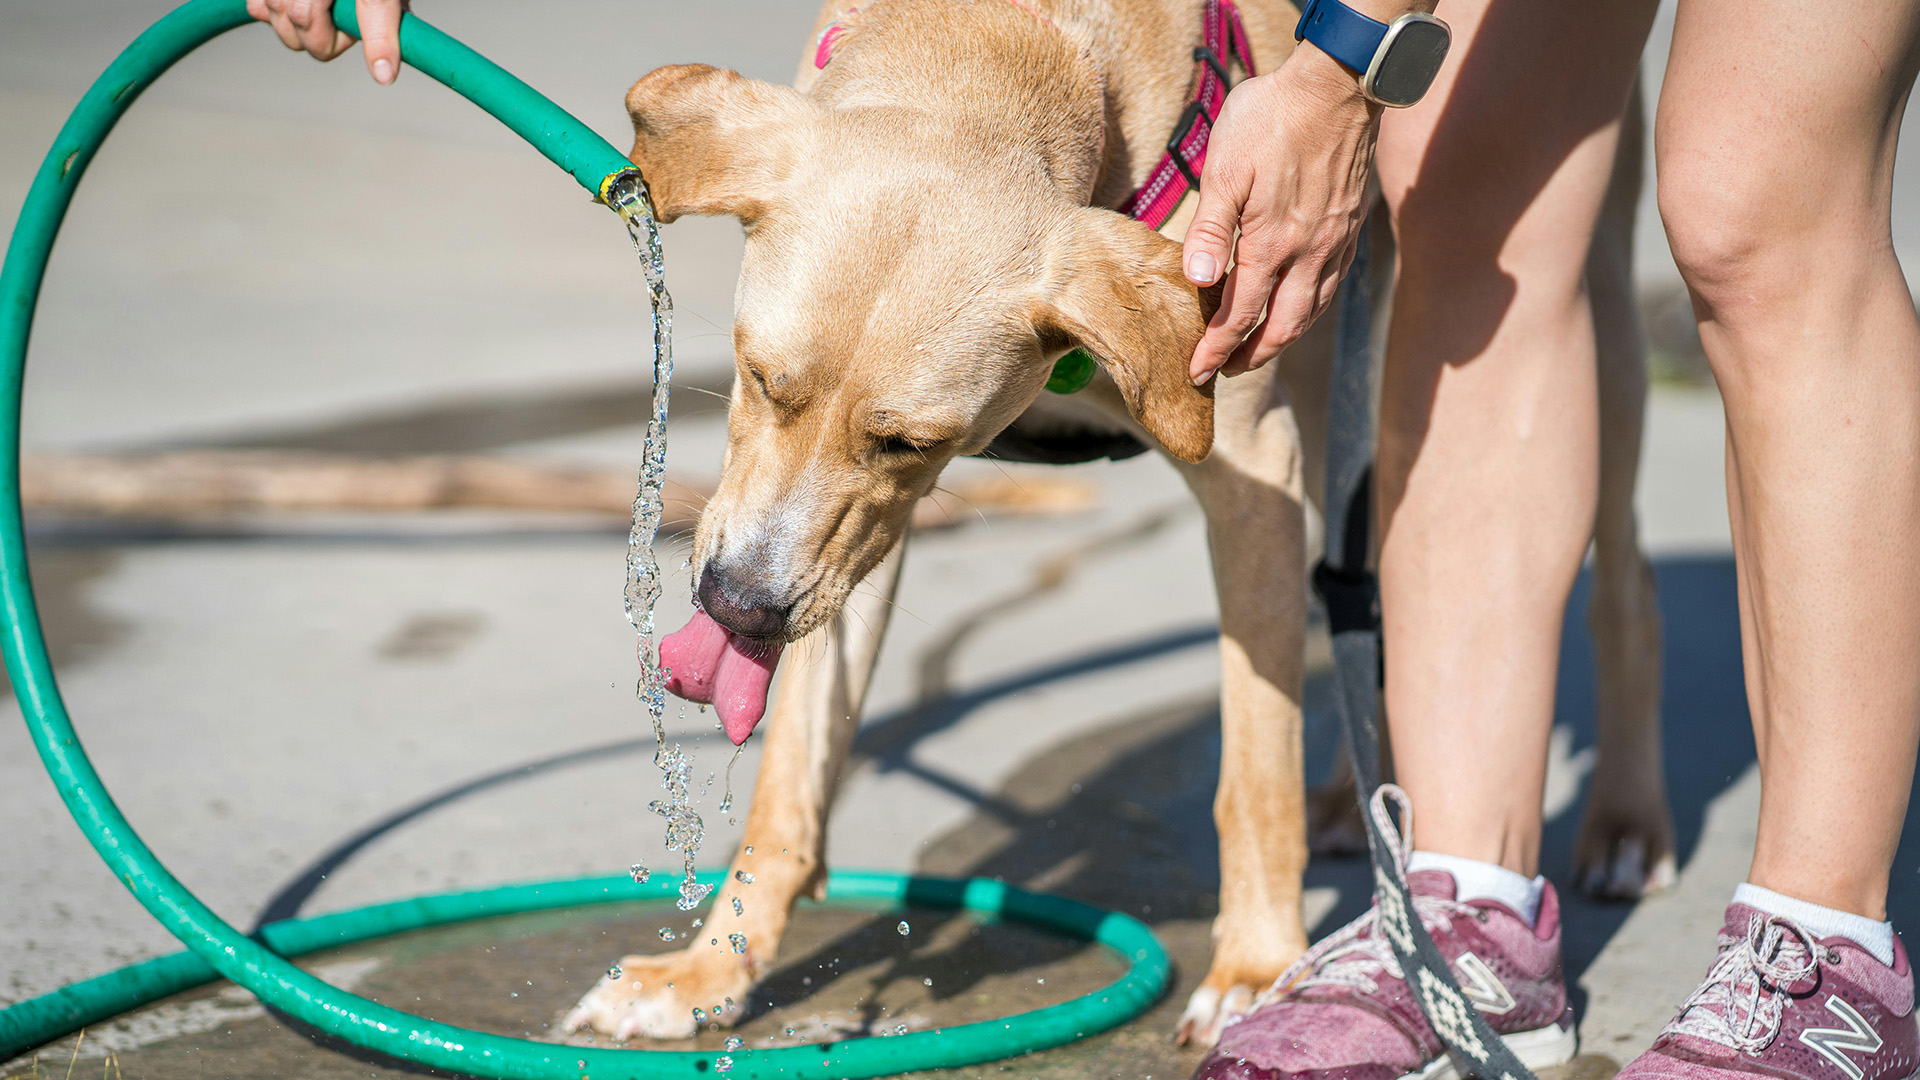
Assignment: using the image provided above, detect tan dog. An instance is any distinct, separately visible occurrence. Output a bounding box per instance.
[564,0,1674,1046]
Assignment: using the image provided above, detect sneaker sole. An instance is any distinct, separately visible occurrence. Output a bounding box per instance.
[1398,1023,1578,1080]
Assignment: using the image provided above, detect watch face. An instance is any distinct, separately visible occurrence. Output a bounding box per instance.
[1370,17,1450,107]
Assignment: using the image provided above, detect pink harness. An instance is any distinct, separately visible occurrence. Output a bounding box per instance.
[814,0,1256,231]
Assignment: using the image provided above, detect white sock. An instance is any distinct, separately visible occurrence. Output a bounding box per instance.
[1407,850,1546,928]
[1733,883,1896,967]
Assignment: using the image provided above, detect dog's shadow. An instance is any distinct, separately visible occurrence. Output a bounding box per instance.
[750,552,1920,1030]
[253,551,1919,1041]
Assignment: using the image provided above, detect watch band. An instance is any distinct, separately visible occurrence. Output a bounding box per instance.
[1293,0,1388,76]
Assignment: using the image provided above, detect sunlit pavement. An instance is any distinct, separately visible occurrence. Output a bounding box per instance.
[5,3,1920,1077]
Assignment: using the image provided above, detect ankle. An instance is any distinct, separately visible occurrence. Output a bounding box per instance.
[1734,882,1896,967]
[1408,850,1546,927]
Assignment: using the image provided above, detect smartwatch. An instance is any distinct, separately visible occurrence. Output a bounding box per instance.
[1294,0,1450,108]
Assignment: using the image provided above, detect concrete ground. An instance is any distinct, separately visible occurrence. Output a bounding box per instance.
[4,2,1920,1077]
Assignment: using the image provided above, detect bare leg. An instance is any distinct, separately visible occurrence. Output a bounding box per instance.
[565,546,904,1038]
[1659,0,1920,920]
[1575,78,1677,899]
[1374,0,1655,873]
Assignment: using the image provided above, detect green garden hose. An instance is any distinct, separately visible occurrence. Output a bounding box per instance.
[0,1,1170,1075]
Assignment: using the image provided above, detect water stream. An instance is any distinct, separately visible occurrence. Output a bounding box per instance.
[609,172,712,913]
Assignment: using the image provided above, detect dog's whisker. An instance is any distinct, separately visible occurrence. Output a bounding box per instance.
[677,384,733,404]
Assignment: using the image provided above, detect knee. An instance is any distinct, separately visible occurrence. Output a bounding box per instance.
[1655,149,1786,315]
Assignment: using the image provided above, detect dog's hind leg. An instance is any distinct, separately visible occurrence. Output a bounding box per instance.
[564,545,904,1040]
[1574,78,1675,900]
[1169,359,1314,1047]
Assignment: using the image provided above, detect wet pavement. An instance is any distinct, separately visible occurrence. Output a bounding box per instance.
[7,2,1920,1079]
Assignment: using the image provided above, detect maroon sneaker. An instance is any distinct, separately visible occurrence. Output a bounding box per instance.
[1191,869,1575,1080]
[1619,904,1919,1080]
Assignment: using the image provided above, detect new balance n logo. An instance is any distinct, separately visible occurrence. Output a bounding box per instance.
[1799,996,1883,1080]
[1453,952,1516,1015]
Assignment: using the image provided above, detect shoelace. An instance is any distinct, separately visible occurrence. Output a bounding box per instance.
[1668,912,1825,1054]
[1275,893,1482,996]
[1251,785,1479,1000]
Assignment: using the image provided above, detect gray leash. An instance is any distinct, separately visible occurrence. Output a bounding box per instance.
[1311,221,1541,1080]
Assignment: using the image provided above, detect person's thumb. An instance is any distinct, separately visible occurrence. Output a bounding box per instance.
[359,0,405,84]
[1181,165,1243,287]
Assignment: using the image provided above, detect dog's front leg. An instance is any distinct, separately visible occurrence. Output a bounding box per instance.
[1574,81,1675,900]
[1170,368,1313,1047]
[564,545,904,1040]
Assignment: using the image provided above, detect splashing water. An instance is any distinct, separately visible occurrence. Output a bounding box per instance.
[725,1036,743,1052]
[897,921,910,936]
[729,932,748,954]
[715,1056,734,1074]
[720,745,744,818]
[608,172,710,914]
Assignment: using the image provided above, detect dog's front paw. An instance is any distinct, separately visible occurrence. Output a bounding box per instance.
[562,948,755,1041]
[1174,971,1267,1047]
[1573,787,1676,900]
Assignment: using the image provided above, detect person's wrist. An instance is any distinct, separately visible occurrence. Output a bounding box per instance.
[1284,41,1378,115]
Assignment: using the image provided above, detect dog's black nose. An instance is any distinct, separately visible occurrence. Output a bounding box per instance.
[696,564,791,640]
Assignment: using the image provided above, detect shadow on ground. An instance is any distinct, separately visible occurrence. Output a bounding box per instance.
[19,553,1920,1080]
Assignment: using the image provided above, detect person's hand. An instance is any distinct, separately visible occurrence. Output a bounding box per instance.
[1183,46,1381,384]
[248,0,407,85]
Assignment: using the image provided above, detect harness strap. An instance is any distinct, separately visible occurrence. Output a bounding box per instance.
[1316,225,1542,1080]
[1116,0,1256,229]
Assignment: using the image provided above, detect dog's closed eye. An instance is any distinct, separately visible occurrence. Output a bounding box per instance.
[874,434,933,456]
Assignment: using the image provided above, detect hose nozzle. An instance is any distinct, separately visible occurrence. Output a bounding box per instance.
[599,167,653,220]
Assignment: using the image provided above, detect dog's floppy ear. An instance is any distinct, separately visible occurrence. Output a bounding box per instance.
[625,64,817,223]
[1038,207,1219,463]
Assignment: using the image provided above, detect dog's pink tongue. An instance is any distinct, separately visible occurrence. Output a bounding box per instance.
[657,611,783,746]
[713,635,781,745]
[659,611,729,704]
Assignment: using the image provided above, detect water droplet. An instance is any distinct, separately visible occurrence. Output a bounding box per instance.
[715,1056,734,1073]
[785,1027,797,1037]
[894,1025,908,1036]
[725,1036,743,1051]
[607,965,622,980]
[923,977,933,987]
[630,864,651,884]
[730,933,748,954]
[744,845,753,854]
[736,871,754,884]
[692,918,703,928]
[677,878,713,911]
[658,927,676,941]
[692,1008,707,1024]
[1036,977,1045,985]
[710,938,718,946]
[732,897,744,917]
[897,921,910,936]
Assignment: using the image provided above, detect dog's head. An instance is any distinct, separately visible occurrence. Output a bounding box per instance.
[628,64,1216,737]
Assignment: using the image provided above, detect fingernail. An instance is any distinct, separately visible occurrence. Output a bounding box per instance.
[1191,367,1215,387]
[373,58,395,83]
[1186,251,1217,285]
